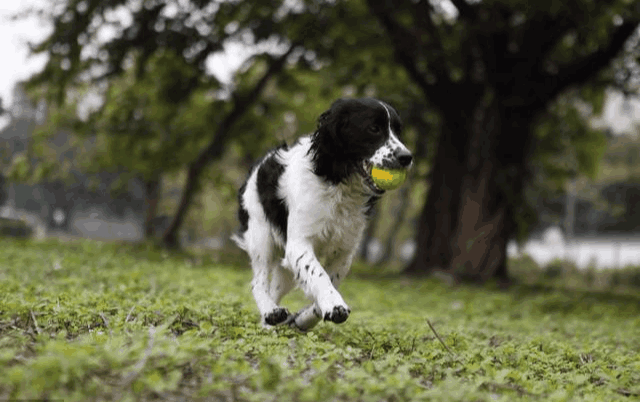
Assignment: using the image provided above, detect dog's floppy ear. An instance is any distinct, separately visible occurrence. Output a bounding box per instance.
[316,98,348,150]
[317,107,333,130]
[310,99,353,183]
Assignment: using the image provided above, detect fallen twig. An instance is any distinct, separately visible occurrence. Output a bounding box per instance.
[30,310,41,335]
[99,313,110,329]
[617,387,640,398]
[427,319,454,356]
[482,381,534,397]
[125,306,135,323]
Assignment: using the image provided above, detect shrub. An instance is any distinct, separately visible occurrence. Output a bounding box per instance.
[0,217,33,238]
[543,259,564,279]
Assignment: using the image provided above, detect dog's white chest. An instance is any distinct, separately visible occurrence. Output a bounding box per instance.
[315,192,367,252]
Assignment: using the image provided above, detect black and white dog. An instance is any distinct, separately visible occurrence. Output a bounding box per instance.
[232,98,413,331]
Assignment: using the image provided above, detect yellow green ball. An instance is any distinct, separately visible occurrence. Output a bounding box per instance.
[371,167,407,191]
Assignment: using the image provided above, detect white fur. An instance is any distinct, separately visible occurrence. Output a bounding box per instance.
[369,102,410,166]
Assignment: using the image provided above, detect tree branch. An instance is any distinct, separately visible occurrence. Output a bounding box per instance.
[519,0,626,68]
[519,15,575,66]
[200,46,297,164]
[414,0,457,65]
[366,0,454,102]
[543,21,638,102]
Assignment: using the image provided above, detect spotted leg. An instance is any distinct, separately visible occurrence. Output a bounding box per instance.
[284,240,351,329]
[286,247,355,331]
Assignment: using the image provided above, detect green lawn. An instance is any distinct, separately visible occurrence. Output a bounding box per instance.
[0,238,638,401]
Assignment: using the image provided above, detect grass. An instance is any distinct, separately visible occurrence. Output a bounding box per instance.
[0,238,639,401]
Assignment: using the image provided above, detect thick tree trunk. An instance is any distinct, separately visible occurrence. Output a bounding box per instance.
[405,94,531,283]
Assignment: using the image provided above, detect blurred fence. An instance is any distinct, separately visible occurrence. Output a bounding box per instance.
[383,226,640,270]
[3,199,639,270]
[507,237,639,270]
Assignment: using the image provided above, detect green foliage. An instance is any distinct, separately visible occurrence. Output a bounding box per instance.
[87,52,215,176]
[6,154,31,183]
[523,94,611,238]
[534,96,608,187]
[20,50,218,185]
[601,132,640,181]
[10,0,640,271]
[0,239,639,401]
[16,0,427,181]
[0,218,33,238]
[542,259,572,280]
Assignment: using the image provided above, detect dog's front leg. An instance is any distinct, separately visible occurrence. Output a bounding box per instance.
[284,240,350,324]
[286,247,356,331]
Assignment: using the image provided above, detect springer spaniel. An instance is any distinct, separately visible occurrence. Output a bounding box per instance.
[232,98,413,331]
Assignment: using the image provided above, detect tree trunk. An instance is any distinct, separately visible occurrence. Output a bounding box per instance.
[161,164,199,249]
[376,174,412,265]
[359,203,380,261]
[405,93,531,283]
[143,176,161,238]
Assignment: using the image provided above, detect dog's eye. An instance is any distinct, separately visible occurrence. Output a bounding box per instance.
[368,125,381,134]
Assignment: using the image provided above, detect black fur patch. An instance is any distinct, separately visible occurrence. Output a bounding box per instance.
[309,98,401,184]
[257,145,289,241]
[265,307,289,325]
[237,179,250,235]
[364,195,380,217]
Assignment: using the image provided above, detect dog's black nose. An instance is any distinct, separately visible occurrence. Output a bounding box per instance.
[395,149,413,167]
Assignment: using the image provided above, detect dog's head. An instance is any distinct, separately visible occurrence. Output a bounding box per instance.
[310,97,413,194]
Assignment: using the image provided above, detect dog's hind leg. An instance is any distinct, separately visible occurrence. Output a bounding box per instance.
[269,265,295,306]
[251,261,290,327]
[246,225,290,327]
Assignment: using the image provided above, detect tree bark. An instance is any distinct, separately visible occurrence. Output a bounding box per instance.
[359,204,380,261]
[376,173,412,265]
[143,176,161,238]
[405,93,533,283]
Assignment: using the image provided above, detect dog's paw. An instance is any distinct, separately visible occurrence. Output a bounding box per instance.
[323,305,350,324]
[264,307,290,326]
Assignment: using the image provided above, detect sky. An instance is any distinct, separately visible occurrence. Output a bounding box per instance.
[0,1,50,127]
[0,0,251,130]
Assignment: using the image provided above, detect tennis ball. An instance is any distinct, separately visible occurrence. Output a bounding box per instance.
[371,167,407,191]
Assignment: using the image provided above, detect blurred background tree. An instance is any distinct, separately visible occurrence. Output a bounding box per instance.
[366,0,640,282]
[9,0,640,283]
